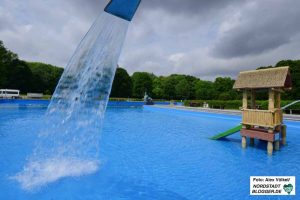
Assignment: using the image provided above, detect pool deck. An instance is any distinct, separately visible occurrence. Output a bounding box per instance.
[151,105,300,121]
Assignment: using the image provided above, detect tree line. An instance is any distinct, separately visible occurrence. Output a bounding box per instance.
[111,62,300,100]
[1,40,299,100]
[111,69,239,100]
[0,41,63,94]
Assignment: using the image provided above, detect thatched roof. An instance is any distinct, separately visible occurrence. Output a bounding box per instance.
[233,66,292,90]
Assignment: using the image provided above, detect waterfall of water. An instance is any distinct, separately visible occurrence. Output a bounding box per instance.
[13,12,129,190]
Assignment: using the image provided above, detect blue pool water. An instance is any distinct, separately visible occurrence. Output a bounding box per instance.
[0,102,299,199]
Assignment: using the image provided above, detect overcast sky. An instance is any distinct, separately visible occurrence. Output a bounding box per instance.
[0,0,299,80]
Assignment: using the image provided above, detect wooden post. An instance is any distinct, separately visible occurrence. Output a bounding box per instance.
[275,125,281,132]
[250,138,254,146]
[243,90,248,109]
[269,89,275,110]
[251,90,256,109]
[276,92,284,124]
[275,141,280,150]
[242,136,247,148]
[282,125,287,145]
[267,142,273,155]
[276,92,281,109]
[269,89,275,134]
[268,128,274,134]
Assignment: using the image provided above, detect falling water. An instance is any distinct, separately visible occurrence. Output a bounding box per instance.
[13,12,129,190]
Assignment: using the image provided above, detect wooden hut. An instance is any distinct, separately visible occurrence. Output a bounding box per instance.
[233,66,292,155]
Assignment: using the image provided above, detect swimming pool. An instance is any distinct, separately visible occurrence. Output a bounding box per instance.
[0,103,299,199]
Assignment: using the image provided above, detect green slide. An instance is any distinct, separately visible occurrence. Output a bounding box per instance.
[210,125,242,140]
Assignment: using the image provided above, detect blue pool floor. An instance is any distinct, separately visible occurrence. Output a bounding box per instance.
[0,105,299,199]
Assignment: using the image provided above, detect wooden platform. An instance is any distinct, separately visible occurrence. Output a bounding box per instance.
[240,128,279,142]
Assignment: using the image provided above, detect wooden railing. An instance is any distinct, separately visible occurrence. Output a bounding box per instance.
[242,109,282,128]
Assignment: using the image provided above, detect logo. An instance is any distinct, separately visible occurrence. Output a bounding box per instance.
[283,184,293,195]
[250,176,296,195]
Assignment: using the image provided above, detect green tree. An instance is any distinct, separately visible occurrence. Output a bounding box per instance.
[195,80,217,100]
[214,77,235,92]
[131,72,153,98]
[6,60,33,92]
[152,76,165,99]
[275,60,300,100]
[163,75,181,100]
[175,78,190,100]
[214,77,238,100]
[0,41,33,93]
[0,40,17,88]
[218,92,232,100]
[27,62,63,94]
[185,75,199,99]
[110,67,132,98]
[162,74,199,100]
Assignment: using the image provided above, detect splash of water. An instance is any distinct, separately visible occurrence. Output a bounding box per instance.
[12,12,129,190]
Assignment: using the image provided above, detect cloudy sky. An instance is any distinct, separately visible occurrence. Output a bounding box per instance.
[0,0,299,80]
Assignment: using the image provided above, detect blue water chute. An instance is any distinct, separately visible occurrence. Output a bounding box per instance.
[104,0,141,21]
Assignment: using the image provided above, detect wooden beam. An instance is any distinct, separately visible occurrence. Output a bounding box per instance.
[275,141,280,151]
[241,129,276,142]
[286,87,293,91]
[276,92,281,109]
[268,89,275,110]
[242,136,247,148]
[282,125,287,145]
[250,138,255,146]
[243,90,248,109]
[271,88,284,93]
[251,90,256,109]
[267,142,273,155]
